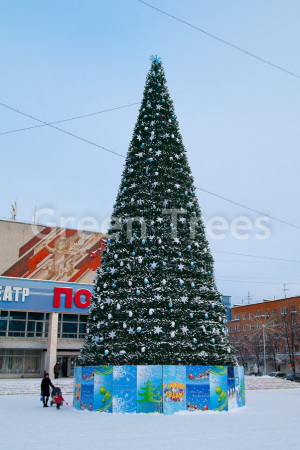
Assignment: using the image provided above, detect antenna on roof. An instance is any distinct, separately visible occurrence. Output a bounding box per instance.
[11,201,17,221]
[247,291,251,305]
[282,284,289,298]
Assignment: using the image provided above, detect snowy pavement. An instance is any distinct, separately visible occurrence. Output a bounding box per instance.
[0,378,74,395]
[1,375,299,395]
[1,389,300,450]
[245,375,300,390]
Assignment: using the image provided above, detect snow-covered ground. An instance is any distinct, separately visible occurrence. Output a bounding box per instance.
[1,388,299,450]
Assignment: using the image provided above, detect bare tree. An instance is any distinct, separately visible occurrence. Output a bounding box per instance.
[265,332,281,371]
[276,307,300,373]
[229,334,251,367]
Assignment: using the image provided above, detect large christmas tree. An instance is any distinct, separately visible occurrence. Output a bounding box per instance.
[79,56,237,367]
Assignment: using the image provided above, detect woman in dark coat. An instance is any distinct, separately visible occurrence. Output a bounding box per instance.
[41,373,55,407]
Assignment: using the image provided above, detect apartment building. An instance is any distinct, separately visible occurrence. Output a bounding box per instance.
[228,297,300,374]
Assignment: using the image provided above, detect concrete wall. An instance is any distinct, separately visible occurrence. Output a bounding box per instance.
[0,220,44,275]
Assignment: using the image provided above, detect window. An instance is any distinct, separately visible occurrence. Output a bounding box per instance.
[292,318,297,325]
[283,345,289,354]
[250,325,255,330]
[250,312,254,319]
[281,307,287,315]
[295,346,299,353]
[244,336,248,341]
[229,326,233,333]
[0,349,41,375]
[235,325,240,332]
[57,313,88,339]
[243,325,247,331]
[291,305,296,312]
[282,319,287,326]
[0,311,50,339]
[272,309,277,315]
[235,314,240,320]
[275,346,279,353]
[256,310,262,316]
[242,313,247,320]
[264,309,269,317]
[8,319,26,337]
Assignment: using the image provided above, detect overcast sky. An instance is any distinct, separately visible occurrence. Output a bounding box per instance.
[1,0,300,305]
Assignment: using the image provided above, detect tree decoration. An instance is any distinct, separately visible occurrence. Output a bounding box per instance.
[79,56,237,367]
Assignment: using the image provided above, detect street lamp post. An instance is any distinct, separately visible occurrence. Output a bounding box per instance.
[262,324,266,375]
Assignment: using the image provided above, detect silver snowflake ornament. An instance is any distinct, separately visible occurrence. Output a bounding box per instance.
[154,326,162,334]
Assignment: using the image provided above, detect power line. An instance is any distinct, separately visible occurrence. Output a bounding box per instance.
[215,278,300,285]
[213,250,300,263]
[1,101,299,235]
[0,102,126,159]
[196,186,300,230]
[138,0,300,80]
[0,102,140,136]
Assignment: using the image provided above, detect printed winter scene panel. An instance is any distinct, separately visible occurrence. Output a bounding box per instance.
[186,365,210,385]
[113,366,137,414]
[209,366,228,412]
[186,384,210,412]
[234,366,246,408]
[137,365,162,414]
[82,366,96,385]
[80,384,94,412]
[227,367,237,411]
[93,366,113,413]
[73,367,82,410]
[163,365,186,415]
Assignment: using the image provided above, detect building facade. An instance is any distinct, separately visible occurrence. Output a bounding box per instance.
[228,297,300,374]
[0,219,106,379]
[0,276,92,378]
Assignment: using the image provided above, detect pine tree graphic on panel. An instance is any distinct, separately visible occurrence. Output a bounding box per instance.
[79,56,237,367]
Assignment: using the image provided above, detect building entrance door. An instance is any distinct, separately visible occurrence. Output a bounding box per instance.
[57,356,69,377]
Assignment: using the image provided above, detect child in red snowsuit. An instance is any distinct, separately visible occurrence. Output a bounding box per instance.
[54,393,65,409]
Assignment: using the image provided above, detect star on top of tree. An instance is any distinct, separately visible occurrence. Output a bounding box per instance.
[150,54,162,64]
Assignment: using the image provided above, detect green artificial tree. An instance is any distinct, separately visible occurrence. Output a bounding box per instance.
[79,55,237,367]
